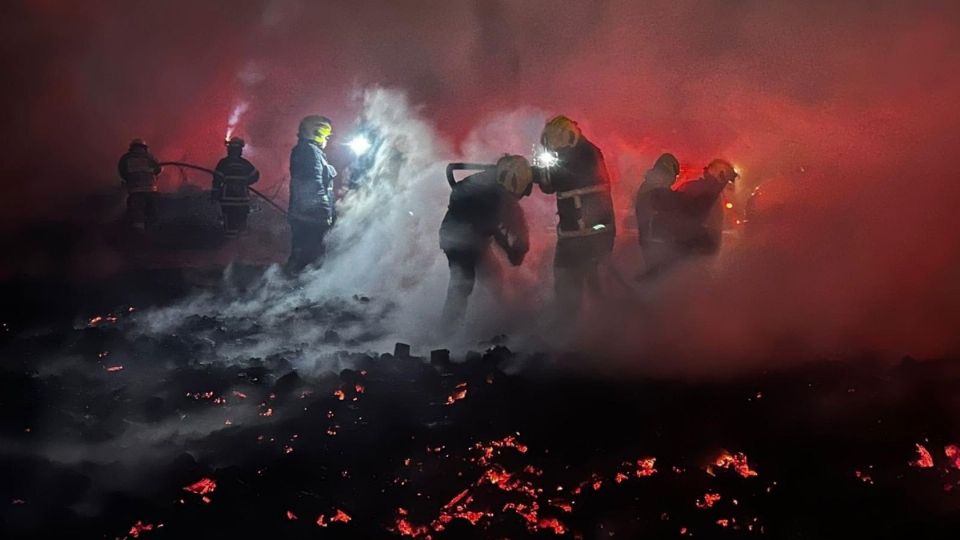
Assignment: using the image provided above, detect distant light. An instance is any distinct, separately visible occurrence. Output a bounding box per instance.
[725,202,734,209]
[348,135,371,156]
[537,150,559,168]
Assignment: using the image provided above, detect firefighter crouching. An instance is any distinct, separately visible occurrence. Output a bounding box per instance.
[439,155,532,325]
[535,116,616,315]
[213,137,260,237]
[286,115,337,273]
[118,138,162,230]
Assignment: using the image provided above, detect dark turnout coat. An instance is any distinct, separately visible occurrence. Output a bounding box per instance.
[288,138,337,224]
[439,169,529,264]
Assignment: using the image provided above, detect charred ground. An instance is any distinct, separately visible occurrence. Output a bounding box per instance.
[1,267,959,539]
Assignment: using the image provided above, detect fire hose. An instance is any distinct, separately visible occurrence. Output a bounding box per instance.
[158,161,289,217]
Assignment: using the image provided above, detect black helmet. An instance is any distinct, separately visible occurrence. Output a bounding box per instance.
[654,153,680,177]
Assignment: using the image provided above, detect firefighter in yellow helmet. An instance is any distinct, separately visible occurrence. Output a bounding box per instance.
[534,116,616,315]
[286,115,337,272]
[117,138,162,230]
[213,137,260,237]
[439,155,532,324]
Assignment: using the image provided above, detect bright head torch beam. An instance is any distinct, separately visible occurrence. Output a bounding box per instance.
[536,150,559,168]
[347,134,372,156]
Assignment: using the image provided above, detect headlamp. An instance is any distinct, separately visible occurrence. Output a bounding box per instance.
[348,135,372,156]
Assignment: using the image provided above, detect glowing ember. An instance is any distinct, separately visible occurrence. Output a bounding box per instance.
[355,383,365,394]
[911,443,934,468]
[105,365,124,372]
[331,509,352,523]
[636,457,657,477]
[716,518,730,527]
[945,445,960,469]
[183,477,217,503]
[710,451,759,478]
[334,389,346,401]
[537,517,567,534]
[484,467,513,487]
[446,383,468,405]
[855,470,875,485]
[697,493,722,509]
[260,408,273,417]
[88,314,119,327]
[316,515,328,527]
[127,520,160,538]
[286,510,298,520]
[232,391,247,399]
[615,472,629,484]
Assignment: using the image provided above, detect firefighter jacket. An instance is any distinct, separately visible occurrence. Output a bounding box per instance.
[538,137,616,241]
[635,164,681,245]
[213,156,259,206]
[118,149,161,193]
[288,138,337,224]
[439,169,529,265]
[655,176,727,254]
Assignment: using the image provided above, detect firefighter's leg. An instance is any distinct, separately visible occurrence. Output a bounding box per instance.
[144,193,159,229]
[286,220,307,273]
[442,250,478,326]
[126,193,145,228]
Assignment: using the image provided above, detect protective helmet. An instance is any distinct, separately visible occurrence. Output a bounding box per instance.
[540,115,581,151]
[298,115,333,142]
[226,136,246,149]
[704,159,739,183]
[129,138,148,149]
[495,155,533,197]
[654,153,680,177]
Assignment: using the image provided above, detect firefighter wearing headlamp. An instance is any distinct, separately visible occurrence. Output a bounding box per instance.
[439,155,532,325]
[118,138,162,230]
[213,137,260,237]
[286,115,337,272]
[535,116,616,314]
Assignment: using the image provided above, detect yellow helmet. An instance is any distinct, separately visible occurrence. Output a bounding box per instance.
[704,159,739,184]
[541,115,581,151]
[495,155,533,197]
[298,115,333,145]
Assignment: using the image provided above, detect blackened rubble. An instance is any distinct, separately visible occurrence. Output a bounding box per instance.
[2,293,960,539]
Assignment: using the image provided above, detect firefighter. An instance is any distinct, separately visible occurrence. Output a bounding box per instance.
[535,116,616,315]
[439,155,532,325]
[286,115,337,273]
[634,153,683,280]
[117,138,162,230]
[670,158,738,255]
[213,137,260,237]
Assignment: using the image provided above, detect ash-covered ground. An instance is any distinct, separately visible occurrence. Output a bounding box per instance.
[2,266,959,540]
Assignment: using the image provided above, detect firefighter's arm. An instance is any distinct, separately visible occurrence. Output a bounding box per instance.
[532,166,555,194]
[496,198,529,266]
[675,180,726,216]
[117,159,127,185]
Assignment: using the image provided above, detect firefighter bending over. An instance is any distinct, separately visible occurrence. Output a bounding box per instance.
[669,159,738,256]
[635,158,738,278]
[439,155,532,325]
[286,115,337,273]
[213,137,260,237]
[118,138,162,230]
[536,116,616,315]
